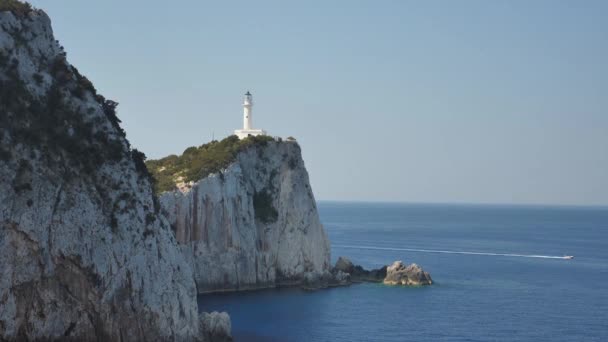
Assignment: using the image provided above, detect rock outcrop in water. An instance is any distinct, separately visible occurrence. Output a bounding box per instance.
[200,312,232,342]
[0,4,229,340]
[384,261,433,285]
[333,256,387,282]
[156,138,331,292]
[333,257,432,286]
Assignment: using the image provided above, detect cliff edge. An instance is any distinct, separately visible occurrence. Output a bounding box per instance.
[150,136,331,292]
[0,4,221,340]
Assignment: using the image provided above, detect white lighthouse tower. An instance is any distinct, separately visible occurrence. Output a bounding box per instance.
[234,91,266,139]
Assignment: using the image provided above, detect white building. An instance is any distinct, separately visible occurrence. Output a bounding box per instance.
[234,91,267,139]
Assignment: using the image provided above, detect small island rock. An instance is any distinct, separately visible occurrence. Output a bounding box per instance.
[383,261,433,286]
[334,256,355,274]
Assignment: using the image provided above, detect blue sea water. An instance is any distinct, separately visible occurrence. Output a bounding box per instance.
[199,202,608,341]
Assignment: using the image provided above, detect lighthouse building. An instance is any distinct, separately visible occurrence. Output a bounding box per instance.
[234,91,267,139]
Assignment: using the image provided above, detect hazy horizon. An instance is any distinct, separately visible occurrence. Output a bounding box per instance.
[30,0,608,206]
[316,199,608,208]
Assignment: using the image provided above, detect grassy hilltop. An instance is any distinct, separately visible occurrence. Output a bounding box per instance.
[0,0,34,17]
[146,135,276,194]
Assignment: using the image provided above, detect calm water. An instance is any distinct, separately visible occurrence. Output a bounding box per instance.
[199,202,608,341]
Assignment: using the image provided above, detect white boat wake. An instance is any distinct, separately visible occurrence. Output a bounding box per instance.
[332,244,573,260]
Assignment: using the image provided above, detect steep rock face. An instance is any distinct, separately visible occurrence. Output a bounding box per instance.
[160,140,331,292]
[0,7,208,341]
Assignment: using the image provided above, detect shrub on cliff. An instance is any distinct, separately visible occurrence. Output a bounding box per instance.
[146,134,275,194]
[253,189,279,223]
[0,0,33,17]
[0,50,139,190]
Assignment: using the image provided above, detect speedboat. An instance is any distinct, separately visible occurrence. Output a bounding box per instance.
[564,255,574,260]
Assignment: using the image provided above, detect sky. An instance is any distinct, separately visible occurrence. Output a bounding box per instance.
[29,0,608,206]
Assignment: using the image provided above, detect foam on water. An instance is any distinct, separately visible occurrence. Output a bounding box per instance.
[332,244,573,259]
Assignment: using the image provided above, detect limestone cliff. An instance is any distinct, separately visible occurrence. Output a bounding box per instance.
[0,5,220,341]
[157,139,331,292]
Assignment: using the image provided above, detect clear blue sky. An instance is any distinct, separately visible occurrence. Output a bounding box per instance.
[30,0,608,206]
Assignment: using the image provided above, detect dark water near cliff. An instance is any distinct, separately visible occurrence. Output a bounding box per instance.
[199,202,608,341]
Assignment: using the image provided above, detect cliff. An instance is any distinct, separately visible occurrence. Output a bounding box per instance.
[151,137,331,292]
[0,4,226,341]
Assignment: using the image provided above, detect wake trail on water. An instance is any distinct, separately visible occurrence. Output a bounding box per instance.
[332,244,572,260]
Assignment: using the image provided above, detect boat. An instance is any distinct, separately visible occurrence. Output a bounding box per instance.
[564,255,574,260]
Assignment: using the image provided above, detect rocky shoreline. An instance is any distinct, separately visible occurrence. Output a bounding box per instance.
[302,256,432,290]
[196,256,433,295]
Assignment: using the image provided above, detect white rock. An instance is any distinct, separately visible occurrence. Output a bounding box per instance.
[383,261,433,286]
[0,8,209,341]
[160,141,331,292]
[200,311,232,342]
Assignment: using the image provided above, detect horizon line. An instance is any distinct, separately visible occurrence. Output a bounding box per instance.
[315,199,608,210]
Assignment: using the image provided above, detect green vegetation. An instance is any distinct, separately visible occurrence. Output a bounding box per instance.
[146,135,275,194]
[0,18,163,238]
[131,149,152,180]
[253,189,279,223]
[0,50,138,191]
[0,0,33,17]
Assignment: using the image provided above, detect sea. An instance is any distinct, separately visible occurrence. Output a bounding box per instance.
[199,202,608,341]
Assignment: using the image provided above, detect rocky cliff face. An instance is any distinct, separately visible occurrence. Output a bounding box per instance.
[0,6,215,341]
[159,140,331,292]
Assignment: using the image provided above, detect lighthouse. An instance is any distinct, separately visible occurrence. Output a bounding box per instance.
[234,91,267,139]
[243,91,253,130]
